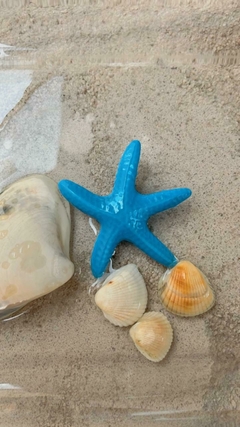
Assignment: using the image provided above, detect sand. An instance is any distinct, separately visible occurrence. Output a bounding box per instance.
[0,1,239,426]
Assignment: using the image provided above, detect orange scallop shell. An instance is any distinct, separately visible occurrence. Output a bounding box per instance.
[159,260,215,317]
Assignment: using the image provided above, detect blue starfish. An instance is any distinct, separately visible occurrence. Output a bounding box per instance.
[59,140,192,278]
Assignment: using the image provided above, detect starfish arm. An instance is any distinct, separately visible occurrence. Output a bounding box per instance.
[112,140,141,198]
[91,224,123,278]
[136,188,192,219]
[127,225,178,268]
[58,179,104,220]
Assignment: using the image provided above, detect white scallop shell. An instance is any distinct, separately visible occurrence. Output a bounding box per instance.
[0,174,74,319]
[129,312,173,362]
[94,264,148,327]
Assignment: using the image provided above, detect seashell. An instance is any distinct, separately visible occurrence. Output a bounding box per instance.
[129,312,173,362]
[94,264,148,327]
[0,174,74,319]
[158,260,215,317]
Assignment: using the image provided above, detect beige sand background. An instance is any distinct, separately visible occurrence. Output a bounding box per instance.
[0,1,239,426]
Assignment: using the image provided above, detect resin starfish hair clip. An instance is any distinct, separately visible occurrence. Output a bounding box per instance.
[59,140,192,278]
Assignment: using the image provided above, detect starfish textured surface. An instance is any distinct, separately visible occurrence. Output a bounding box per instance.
[59,140,192,278]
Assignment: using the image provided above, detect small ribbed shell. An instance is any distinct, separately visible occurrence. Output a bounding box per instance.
[129,312,173,362]
[94,264,148,327]
[159,260,215,317]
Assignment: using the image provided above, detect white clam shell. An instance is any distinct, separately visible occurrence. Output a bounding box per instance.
[129,312,173,362]
[0,174,74,319]
[94,264,148,327]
